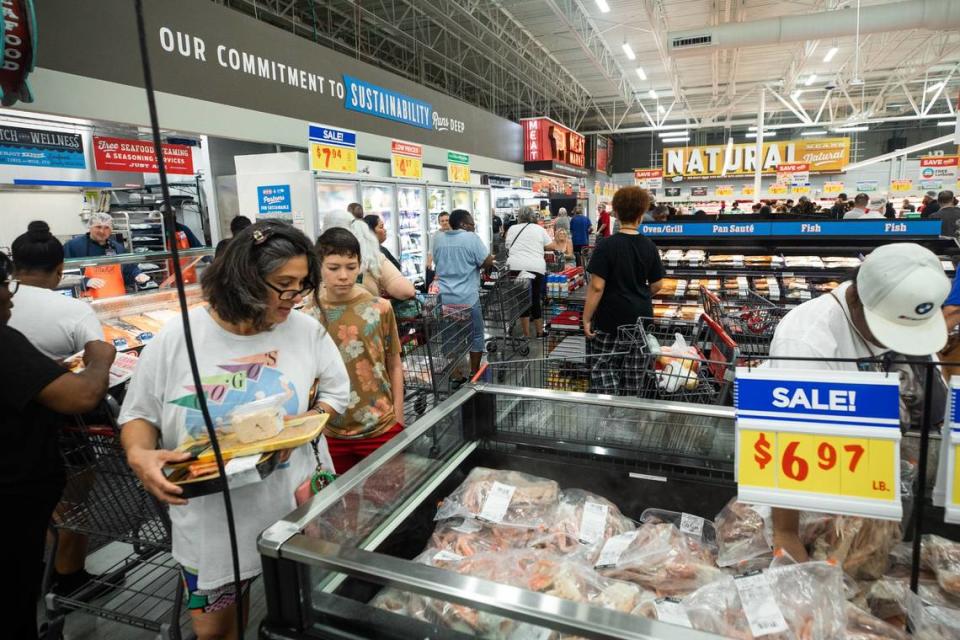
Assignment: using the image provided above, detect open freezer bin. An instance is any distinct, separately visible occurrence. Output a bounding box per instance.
[259,384,735,639]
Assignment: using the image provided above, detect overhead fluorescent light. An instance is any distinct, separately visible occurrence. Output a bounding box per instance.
[595,0,610,12]
[833,125,869,132]
[804,74,817,86]
[635,66,646,80]
[938,120,956,127]
[661,136,690,143]
[648,89,658,100]
[623,43,636,60]
[823,46,838,62]
[800,130,828,136]
[658,130,688,137]
[745,131,776,138]
[790,90,803,100]
[926,82,945,93]
[657,105,666,114]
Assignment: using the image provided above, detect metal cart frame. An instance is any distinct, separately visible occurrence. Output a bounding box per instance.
[480,266,532,358]
[699,285,790,360]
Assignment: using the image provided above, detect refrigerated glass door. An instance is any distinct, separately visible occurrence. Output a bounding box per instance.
[361,182,397,256]
[396,185,426,280]
[316,180,359,231]
[426,187,449,236]
[451,188,471,214]
[471,188,491,249]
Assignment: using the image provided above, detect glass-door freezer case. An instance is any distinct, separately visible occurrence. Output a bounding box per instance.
[397,185,426,280]
[259,384,735,639]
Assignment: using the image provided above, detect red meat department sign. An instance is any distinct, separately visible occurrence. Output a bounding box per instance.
[93,136,195,175]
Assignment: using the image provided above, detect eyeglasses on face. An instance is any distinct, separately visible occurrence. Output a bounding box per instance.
[264,280,314,301]
[2,278,19,295]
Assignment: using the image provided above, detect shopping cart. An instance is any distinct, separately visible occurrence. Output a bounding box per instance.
[699,285,790,360]
[401,294,472,420]
[480,265,531,358]
[42,397,189,640]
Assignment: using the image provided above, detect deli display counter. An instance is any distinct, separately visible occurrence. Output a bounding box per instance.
[258,384,735,639]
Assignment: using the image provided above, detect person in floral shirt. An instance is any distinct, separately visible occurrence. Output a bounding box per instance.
[312,227,405,473]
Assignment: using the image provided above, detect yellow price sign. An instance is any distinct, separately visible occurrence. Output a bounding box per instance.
[741,186,755,196]
[768,184,788,195]
[310,142,357,174]
[448,162,470,184]
[791,185,811,194]
[890,179,913,193]
[392,154,423,179]
[715,186,734,196]
[740,429,897,502]
[823,182,845,194]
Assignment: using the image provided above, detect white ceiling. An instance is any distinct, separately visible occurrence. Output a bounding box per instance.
[498,0,960,132]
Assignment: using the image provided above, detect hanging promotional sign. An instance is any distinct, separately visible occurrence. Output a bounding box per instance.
[640,220,940,238]
[308,122,357,174]
[447,151,470,184]
[663,138,849,178]
[591,134,612,175]
[890,179,913,193]
[0,0,37,107]
[823,181,845,194]
[603,183,616,198]
[776,162,810,186]
[634,168,663,190]
[691,186,708,197]
[0,125,85,169]
[919,156,958,187]
[664,187,681,197]
[522,117,587,177]
[856,180,879,193]
[735,369,902,520]
[791,185,811,195]
[715,185,734,197]
[257,184,292,214]
[741,185,755,196]
[391,140,423,179]
[768,184,788,195]
[93,136,194,174]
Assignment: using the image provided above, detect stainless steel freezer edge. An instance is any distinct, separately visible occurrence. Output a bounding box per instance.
[280,535,721,640]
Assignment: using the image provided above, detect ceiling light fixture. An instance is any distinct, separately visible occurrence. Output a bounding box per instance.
[926,81,945,93]
[661,136,690,143]
[658,130,688,137]
[833,125,869,132]
[938,120,956,127]
[804,74,817,86]
[657,105,666,114]
[745,131,776,138]
[791,90,803,100]
[823,46,838,62]
[623,43,636,60]
[635,66,646,80]
[595,0,610,13]
[800,130,828,136]
[648,89,658,100]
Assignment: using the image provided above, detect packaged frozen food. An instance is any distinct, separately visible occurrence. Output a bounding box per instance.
[714,499,773,570]
[435,468,560,529]
[228,393,287,444]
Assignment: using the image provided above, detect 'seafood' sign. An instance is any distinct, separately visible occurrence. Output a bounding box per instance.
[735,368,901,520]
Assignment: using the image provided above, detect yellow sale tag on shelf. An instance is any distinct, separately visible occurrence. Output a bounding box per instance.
[736,369,902,520]
[823,181,845,194]
[310,142,357,174]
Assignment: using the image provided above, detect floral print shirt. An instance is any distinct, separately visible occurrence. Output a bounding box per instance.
[313,286,402,439]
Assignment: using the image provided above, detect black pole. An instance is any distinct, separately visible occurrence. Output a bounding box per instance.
[910,363,935,593]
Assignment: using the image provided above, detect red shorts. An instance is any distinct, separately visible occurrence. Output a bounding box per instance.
[327,423,403,475]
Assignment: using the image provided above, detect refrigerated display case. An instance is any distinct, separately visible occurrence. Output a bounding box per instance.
[428,186,450,236]
[362,183,397,256]
[472,187,492,250]
[397,185,427,280]
[259,384,735,640]
[451,187,471,214]
[316,180,360,229]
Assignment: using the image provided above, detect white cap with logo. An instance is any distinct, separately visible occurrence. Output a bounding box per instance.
[856,243,950,355]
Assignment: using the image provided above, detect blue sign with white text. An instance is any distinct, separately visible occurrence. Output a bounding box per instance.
[257,184,292,214]
[640,222,771,236]
[343,75,433,130]
[641,219,940,238]
[308,124,357,148]
[735,376,900,428]
[0,125,85,169]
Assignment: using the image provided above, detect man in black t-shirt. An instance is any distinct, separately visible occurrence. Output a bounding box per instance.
[582,187,664,395]
[0,251,115,640]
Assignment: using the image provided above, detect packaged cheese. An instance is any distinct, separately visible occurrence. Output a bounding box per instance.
[229,393,287,444]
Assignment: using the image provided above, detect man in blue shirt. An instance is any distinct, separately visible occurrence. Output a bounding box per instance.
[63,212,148,291]
[432,209,493,375]
[570,207,593,266]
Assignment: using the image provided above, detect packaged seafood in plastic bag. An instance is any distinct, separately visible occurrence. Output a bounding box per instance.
[843,603,909,640]
[532,489,636,563]
[921,535,960,598]
[596,521,724,597]
[427,518,535,558]
[435,467,560,529]
[801,513,901,580]
[640,507,717,555]
[714,498,774,570]
[903,583,960,640]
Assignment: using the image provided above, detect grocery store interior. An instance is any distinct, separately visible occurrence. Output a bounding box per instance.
[8,0,960,639]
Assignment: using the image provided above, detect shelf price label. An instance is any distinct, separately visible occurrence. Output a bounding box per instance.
[308,123,357,174]
[735,369,902,520]
[447,151,470,183]
[391,140,423,179]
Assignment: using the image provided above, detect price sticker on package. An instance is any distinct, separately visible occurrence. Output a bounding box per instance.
[735,369,902,520]
[478,482,515,523]
[578,501,609,544]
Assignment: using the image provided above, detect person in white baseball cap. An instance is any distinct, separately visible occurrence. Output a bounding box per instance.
[860,196,887,219]
[765,241,950,561]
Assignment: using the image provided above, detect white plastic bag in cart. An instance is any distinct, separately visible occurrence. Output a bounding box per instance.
[655,333,700,393]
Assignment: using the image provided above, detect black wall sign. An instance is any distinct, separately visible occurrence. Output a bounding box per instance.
[664,187,681,197]
[35,0,521,163]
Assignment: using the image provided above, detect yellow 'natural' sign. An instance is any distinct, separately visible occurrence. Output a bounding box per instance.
[663,137,850,178]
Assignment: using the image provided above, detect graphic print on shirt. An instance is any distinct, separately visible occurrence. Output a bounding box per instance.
[168,350,300,439]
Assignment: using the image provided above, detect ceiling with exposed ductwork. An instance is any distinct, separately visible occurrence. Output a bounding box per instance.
[221,0,960,135]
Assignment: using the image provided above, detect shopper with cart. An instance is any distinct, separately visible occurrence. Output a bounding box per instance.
[432,209,494,376]
[312,227,405,473]
[119,221,350,640]
[766,242,951,562]
[0,250,116,640]
[505,207,563,338]
[569,207,592,267]
[582,186,664,395]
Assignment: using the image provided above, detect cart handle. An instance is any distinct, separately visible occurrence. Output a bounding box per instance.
[700,312,739,349]
[470,363,490,383]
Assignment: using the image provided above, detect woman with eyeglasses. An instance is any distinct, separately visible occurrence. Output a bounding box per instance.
[118,220,350,640]
[0,250,115,640]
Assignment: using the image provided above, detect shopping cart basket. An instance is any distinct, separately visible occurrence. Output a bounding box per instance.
[699,285,789,360]
[481,265,531,358]
[401,295,472,420]
[42,397,189,640]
